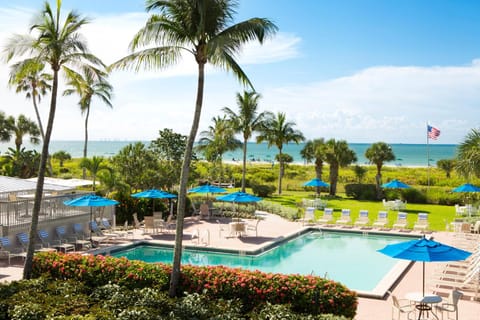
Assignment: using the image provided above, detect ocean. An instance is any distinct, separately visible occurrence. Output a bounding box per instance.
[0,141,458,167]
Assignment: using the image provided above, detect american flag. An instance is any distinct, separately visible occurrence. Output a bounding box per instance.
[427,125,440,140]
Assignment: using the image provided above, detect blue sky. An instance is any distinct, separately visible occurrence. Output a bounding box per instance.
[1,0,480,144]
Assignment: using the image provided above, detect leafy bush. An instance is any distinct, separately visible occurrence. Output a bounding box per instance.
[32,252,358,318]
[251,182,276,197]
[344,184,377,200]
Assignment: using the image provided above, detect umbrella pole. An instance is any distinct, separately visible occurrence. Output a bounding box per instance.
[422,261,425,297]
[89,207,93,246]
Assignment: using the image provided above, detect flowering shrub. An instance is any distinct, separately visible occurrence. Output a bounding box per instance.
[32,252,357,318]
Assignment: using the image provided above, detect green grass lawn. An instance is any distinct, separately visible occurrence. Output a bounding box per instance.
[264,191,466,231]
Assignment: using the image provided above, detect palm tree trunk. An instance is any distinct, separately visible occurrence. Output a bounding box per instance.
[329,164,338,196]
[241,138,247,192]
[315,159,323,195]
[278,149,283,194]
[169,62,205,297]
[32,90,45,140]
[23,70,58,279]
[82,106,90,180]
[375,170,382,199]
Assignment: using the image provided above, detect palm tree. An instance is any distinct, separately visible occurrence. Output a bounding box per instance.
[52,150,71,167]
[256,112,305,194]
[365,142,395,199]
[301,138,327,194]
[0,111,14,142]
[6,114,41,153]
[109,0,277,295]
[3,0,103,279]
[80,156,107,191]
[223,91,266,192]
[8,59,52,141]
[456,128,480,180]
[324,139,357,196]
[63,66,113,179]
[437,159,456,178]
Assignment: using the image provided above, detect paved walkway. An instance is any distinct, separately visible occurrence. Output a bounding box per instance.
[1,212,478,319]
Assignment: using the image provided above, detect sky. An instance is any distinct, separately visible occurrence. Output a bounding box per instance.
[1,0,480,145]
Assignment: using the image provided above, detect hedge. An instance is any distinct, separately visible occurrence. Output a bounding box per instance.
[32,252,357,318]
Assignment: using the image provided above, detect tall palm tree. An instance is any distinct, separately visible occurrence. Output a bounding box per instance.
[8,59,52,141]
[324,139,357,196]
[3,0,103,279]
[6,114,41,153]
[257,112,305,194]
[456,128,480,180]
[63,66,113,178]
[110,0,277,295]
[301,138,327,195]
[365,142,395,199]
[223,91,266,192]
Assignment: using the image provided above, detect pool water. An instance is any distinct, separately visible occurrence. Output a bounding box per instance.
[111,231,415,292]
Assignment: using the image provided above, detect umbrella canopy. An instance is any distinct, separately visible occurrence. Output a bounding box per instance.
[64,194,119,207]
[216,191,262,203]
[452,183,480,193]
[188,184,227,195]
[378,236,471,295]
[131,189,177,199]
[303,178,329,188]
[382,179,411,189]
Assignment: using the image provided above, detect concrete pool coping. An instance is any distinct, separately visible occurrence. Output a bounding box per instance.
[95,225,420,299]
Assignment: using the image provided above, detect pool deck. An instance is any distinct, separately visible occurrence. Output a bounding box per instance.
[1,212,479,320]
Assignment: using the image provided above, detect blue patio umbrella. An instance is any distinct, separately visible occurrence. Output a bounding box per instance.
[452,183,480,193]
[382,179,411,189]
[216,191,262,203]
[188,184,227,194]
[131,189,177,216]
[378,236,471,296]
[303,178,329,188]
[64,194,119,244]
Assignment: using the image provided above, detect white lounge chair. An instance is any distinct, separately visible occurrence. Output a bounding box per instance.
[317,208,334,225]
[413,213,429,232]
[336,209,351,226]
[300,207,315,225]
[0,237,26,265]
[373,211,388,228]
[354,210,369,227]
[393,212,408,229]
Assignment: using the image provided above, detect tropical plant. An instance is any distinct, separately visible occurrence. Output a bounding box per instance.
[365,142,395,199]
[352,165,367,183]
[197,115,240,182]
[2,147,40,178]
[257,112,304,194]
[52,150,71,167]
[8,59,52,140]
[79,156,108,191]
[456,128,480,180]
[4,114,41,153]
[3,0,104,279]
[437,159,456,178]
[301,138,327,195]
[0,111,14,142]
[109,0,277,296]
[63,66,113,179]
[222,91,267,192]
[324,139,357,196]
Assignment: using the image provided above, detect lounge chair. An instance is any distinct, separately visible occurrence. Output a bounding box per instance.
[101,218,130,238]
[56,226,90,251]
[317,208,334,225]
[413,213,429,232]
[38,229,74,253]
[393,212,408,229]
[336,209,351,226]
[354,210,369,227]
[246,219,261,237]
[199,203,210,219]
[90,221,122,241]
[373,211,388,228]
[434,290,463,320]
[0,237,26,265]
[16,232,52,252]
[299,207,315,225]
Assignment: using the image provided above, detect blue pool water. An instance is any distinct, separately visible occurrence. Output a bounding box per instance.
[111,231,415,292]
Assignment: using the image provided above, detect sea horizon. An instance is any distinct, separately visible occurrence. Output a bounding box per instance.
[0,140,458,168]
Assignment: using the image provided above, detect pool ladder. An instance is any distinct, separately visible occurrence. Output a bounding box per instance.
[194,229,210,246]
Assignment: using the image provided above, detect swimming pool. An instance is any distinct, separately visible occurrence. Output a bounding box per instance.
[110,230,417,293]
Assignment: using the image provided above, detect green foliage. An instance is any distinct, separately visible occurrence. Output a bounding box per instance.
[251,182,276,197]
[30,252,357,318]
[345,184,377,200]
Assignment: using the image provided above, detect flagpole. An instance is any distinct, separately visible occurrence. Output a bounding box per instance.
[426,122,430,192]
